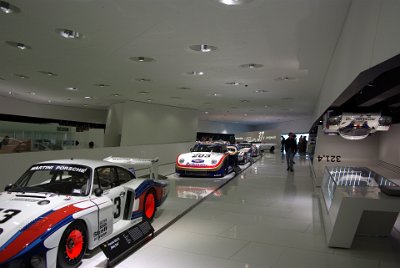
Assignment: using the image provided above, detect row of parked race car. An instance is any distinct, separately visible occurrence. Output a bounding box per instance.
[0,141,260,268]
[175,141,262,177]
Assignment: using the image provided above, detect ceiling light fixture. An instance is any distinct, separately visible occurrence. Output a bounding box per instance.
[254,89,269,93]
[240,63,264,69]
[39,71,57,77]
[189,44,217,53]
[129,56,154,62]
[57,28,82,39]
[66,87,78,91]
[146,99,152,102]
[275,76,296,81]
[139,91,149,94]
[15,74,28,79]
[218,0,253,5]
[136,78,152,82]
[0,1,19,14]
[240,99,249,103]
[187,71,204,76]
[6,41,31,50]
[95,83,110,87]
[28,92,36,96]
[84,96,92,99]
[225,82,242,86]
[112,94,120,97]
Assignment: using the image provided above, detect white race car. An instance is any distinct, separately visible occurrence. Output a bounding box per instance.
[324,113,391,140]
[175,143,234,177]
[0,158,168,268]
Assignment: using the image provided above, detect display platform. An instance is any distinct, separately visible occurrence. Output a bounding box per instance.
[80,160,254,267]
[320,166,400,248]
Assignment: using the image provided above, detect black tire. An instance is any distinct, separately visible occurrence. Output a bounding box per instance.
[143,189,157,222]
[57,221,87,268]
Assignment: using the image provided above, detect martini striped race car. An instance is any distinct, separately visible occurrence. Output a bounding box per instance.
[0,158,168,268]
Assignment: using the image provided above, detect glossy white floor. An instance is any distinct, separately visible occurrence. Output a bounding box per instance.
[83,153,400,268]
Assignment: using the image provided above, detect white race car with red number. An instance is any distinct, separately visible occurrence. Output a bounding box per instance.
[0,158,168,268]
[175,143,234,177]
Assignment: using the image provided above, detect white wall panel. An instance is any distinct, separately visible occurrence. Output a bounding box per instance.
[0,95,107,124]
[198,120,252,134]
[379,124,400,167]
[119,102,198,146]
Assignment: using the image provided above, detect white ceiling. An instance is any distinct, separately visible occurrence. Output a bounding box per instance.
[0,0,351,126]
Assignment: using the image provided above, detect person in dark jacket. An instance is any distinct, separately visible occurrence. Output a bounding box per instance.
[284,132,297,172]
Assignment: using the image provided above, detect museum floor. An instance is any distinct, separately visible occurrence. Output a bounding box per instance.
[83,153,400,268]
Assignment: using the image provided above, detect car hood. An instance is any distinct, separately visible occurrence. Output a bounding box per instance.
[0,191,87,248]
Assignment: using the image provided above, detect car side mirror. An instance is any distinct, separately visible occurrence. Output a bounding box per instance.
[94,187,103,197]
[4,184,12,191]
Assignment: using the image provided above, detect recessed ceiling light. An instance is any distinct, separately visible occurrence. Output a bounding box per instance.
[240,99,249,103]
[39,71,57,77]
[84,96,92,99]
[189,44,217,53]
[204,111,209,114]
[47,100,53,103]
[66,87,78,91]
[135,78,152,82]
[83,104,89,107]
[254,89,269,93]
[240,63,264,69]
[129,56,155,62]
[95,83,110,87]
[186,71,204,76]
[275,76,296,81]
[208,93,221,97]
[139,91,150,94]
[0,1,19,14]
[112,94,120,97]
[218,0,253,5]
[146,99,152,102]
[57,28,83,39]
[15,74,28,79]
[264,105,269,108]
[6,41,31,50]
[225,82,243,86]
[28,92,36,96]
[177,87,191,90]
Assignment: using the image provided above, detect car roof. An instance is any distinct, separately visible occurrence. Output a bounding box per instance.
[36,159,124,169]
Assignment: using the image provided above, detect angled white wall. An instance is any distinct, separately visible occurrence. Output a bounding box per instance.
[105,101,199,146]
[314,0,400,121]
[198,120,252,134]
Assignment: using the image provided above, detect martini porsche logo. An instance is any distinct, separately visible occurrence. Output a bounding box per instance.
[192,159,205,163]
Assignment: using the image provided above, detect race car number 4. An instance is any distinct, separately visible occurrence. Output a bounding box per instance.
[0,208,21,224]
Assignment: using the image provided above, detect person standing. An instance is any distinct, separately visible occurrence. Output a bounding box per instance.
[284,132,297,172]
[281,136,285,152]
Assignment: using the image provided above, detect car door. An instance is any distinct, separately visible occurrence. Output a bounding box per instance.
[96,166,127,224]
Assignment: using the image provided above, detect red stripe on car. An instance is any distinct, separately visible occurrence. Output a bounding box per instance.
[0,204,86,263]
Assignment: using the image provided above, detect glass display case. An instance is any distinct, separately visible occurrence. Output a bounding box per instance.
[322,166,398,210]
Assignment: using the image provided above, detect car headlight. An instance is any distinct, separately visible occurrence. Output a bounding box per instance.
[179,158,184,164]
[211,159,218,164]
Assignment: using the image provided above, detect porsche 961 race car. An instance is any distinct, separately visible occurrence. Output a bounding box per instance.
[175,143,234,177]
[0,158,168,268]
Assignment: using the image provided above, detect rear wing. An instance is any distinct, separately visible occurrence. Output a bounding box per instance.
[103,156,159,180]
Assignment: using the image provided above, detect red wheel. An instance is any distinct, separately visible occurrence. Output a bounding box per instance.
[57,221,87,268]
[143,190,156,221]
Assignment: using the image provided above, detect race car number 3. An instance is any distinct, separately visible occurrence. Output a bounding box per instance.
[0,208,21,224]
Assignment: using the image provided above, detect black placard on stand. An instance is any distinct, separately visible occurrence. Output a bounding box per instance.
[100,220,154,267]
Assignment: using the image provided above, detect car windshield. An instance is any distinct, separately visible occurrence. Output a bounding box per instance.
[9,164,92,196]
[192,144,223,153]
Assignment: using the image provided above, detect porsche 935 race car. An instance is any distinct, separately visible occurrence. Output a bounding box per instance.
[236,143,254,164]
[0,157,168,268]
[175,143,235,177]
